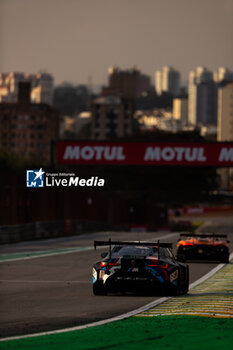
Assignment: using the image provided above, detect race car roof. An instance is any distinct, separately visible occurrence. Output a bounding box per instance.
[179,233,228,239]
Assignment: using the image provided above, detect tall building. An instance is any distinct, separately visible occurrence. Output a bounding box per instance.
[188,67,217,126]
[155,70,163,95]
[173,97,188,123]
[0,82,59,165]
[217,81,233,190]
[217,81,233,141]
[102,66,150,99]
[0,72,54,105]
[155,66,180,96]
[214,67,233,83]
[91,96,133,140]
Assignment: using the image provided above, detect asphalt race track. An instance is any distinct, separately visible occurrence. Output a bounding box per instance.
[0,214,233,338]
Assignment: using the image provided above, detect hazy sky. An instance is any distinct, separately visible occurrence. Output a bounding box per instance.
[1,0,233,86]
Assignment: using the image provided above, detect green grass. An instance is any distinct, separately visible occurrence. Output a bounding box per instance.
[1,316,232,350]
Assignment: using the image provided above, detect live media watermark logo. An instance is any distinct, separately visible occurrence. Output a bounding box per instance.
[26,169,45,187]
[26,169,105,188]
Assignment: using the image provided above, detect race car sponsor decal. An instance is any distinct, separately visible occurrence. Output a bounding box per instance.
[145,266,166,283]
[128,267,139,272]
[116,277,147,281]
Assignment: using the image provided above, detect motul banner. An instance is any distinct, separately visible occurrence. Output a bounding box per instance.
[56,141,233,166]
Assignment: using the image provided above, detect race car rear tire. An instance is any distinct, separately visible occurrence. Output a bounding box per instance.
[181,267,189,295]
[93,281,106,295]
[168,267,189,296]
[166,284,180,296]
[220,253,229,264]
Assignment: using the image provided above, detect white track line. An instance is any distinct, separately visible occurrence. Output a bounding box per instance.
[0,297,169,342]
[0,247,93,263]
[0,232,179,263]
[1,251,232,342]
[0,280,89,284]
[190,251,233,289]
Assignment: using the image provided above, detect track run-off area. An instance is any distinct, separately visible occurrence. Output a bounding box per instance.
[0,213,233,349]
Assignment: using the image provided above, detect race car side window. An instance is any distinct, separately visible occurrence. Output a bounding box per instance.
[166,248,174,259]
[160,247,173,260]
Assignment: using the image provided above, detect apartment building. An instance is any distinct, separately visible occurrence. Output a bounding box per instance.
[217,82,233,141]
[0,72,54,105]
[217,81,233,190]
[91,96,133,140]
[102,66,150,99]
[0,82,59,165]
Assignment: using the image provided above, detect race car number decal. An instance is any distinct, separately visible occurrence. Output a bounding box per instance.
[99,270,105,280]
[170,270,178,283]
[92,268,97,283]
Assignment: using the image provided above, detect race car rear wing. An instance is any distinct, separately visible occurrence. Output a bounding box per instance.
[94,240,172,249]
[94,239,173,259]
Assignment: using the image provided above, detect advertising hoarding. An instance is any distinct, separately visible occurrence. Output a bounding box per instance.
[57,141,233,167]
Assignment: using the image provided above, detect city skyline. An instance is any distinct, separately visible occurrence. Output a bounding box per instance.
[1,0,233,86]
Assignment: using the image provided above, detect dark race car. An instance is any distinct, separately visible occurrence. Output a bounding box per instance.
[177,233,230,263]
[92,240,189,296]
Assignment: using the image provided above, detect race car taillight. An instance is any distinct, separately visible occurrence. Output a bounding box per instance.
[100,259,119,268]
[107,258,120,266]
[161,263,168,269]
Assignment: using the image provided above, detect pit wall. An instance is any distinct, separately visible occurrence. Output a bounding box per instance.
[169,206,233,216]
[0,220,126,244]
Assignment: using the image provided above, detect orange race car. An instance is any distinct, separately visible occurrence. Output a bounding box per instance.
[177,233,230,263]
